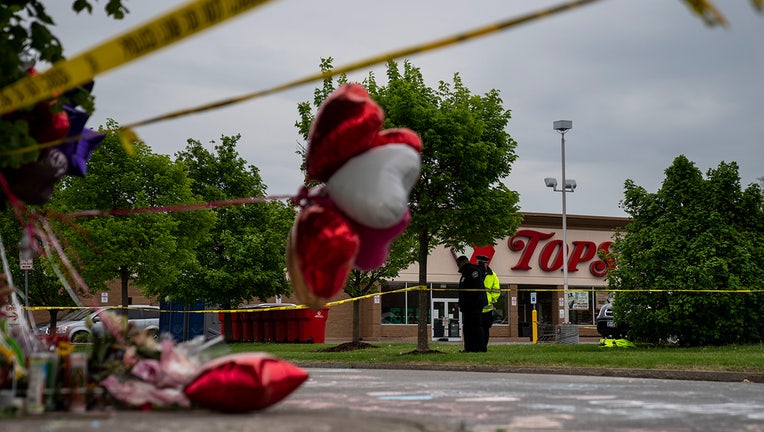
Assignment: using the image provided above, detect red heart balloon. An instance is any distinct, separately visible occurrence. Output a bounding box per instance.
[287,201,359,305]
[373,128,423,154]
[306,83,384,182]
[351,209,411,271]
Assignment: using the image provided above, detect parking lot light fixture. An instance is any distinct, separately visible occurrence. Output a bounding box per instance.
[545,120,575,324]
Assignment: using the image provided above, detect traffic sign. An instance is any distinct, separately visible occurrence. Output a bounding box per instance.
[20,258,33,270]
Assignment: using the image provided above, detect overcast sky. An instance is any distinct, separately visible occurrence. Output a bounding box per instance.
[43,0,763,217]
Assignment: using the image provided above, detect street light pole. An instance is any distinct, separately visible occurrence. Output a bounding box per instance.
[552,120,573,323]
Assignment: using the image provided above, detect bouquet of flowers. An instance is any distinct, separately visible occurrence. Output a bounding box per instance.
[77,309,310,413]
[86,309,212,409]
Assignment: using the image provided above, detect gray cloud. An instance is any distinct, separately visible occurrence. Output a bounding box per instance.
[44,0,763,217]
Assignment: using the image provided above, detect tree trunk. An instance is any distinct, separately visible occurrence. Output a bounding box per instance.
[48,309,59,338]
[416,229,430,352]
[352,300,360,342]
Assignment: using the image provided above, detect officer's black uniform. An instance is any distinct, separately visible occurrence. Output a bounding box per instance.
[457,257,487,352]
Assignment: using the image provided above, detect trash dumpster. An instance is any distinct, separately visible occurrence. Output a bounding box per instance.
[259,310,274,342]
[241,311,253,342]
[250,310,264,342]
[221,304,322,343]
[218,310,247,342]
[230,311,243,342]
[274,310,289,342]
[285,310,300,343]
[228,303,296,342]
[294,308,329,344]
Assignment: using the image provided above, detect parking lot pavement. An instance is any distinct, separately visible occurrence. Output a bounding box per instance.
[4,367,763,431]
[275,368,764,431]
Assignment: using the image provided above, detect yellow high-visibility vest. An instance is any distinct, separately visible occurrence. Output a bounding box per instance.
[483,271,501,313]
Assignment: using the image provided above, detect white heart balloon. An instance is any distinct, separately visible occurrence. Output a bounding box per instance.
[326,144,421,229]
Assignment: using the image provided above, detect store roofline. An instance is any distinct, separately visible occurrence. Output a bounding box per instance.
[519,212,631,231]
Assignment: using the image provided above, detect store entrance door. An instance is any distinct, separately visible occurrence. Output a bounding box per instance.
[431,298,460,341]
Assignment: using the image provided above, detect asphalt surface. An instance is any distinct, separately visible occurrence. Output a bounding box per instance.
[277,368,764,431]
[3,366,763,432]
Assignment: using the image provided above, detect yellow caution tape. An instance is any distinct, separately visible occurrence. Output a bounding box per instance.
[0,0,277,116]
[680,0,728,26]
[24,285,763,314]
[118,128,139,156]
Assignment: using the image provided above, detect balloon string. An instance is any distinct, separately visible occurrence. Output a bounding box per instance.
[38,218,89,302]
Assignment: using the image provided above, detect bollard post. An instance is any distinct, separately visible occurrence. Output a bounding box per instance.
[532,309,538,344]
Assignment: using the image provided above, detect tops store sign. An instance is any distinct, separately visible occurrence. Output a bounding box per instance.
[508,229,614,278]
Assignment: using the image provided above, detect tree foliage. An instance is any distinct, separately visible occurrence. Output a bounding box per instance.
[174,135,294,340]
[297,58,522,351]
[608,155,764,346]
[0,210,83,330]
[0,1,128,168]
[49,119,215,308]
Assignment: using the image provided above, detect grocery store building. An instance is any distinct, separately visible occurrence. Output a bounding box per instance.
[28,212,629,344]
[311,212,630,342]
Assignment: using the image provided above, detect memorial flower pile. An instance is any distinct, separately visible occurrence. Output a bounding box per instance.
[0,279,308,415]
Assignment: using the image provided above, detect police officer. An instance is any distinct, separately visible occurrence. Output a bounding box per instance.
[477,255,501,351]
[456,255,487,352]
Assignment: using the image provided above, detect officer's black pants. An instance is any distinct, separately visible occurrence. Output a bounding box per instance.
[481,311,493,351]
[462,311,484,352]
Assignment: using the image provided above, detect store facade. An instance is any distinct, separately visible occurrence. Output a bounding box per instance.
[316,212,630,342]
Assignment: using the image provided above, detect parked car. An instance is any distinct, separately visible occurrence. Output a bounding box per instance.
[596,303,628,338]
[39,305,160,342]
[242,303,296,309]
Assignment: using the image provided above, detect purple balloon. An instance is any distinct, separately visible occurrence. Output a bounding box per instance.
[56,106,104,177]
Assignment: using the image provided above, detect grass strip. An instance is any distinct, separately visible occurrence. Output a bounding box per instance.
[227,341,764,373]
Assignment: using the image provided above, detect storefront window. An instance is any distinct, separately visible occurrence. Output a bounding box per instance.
[381,282,430,325]
[405,289,421,324]
[567,288,612,325]
[595,290,614,316]
[567,290,592,324]
[493,292,509,325]
[381,282,515,326]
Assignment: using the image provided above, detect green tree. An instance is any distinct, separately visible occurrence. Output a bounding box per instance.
[174,135,294,342]
[49,119,215,310]
[297,58,522,352]
[608,155,764,346]
[0,210,84,331]
[1,1,127,168]
[371,61,522,352]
